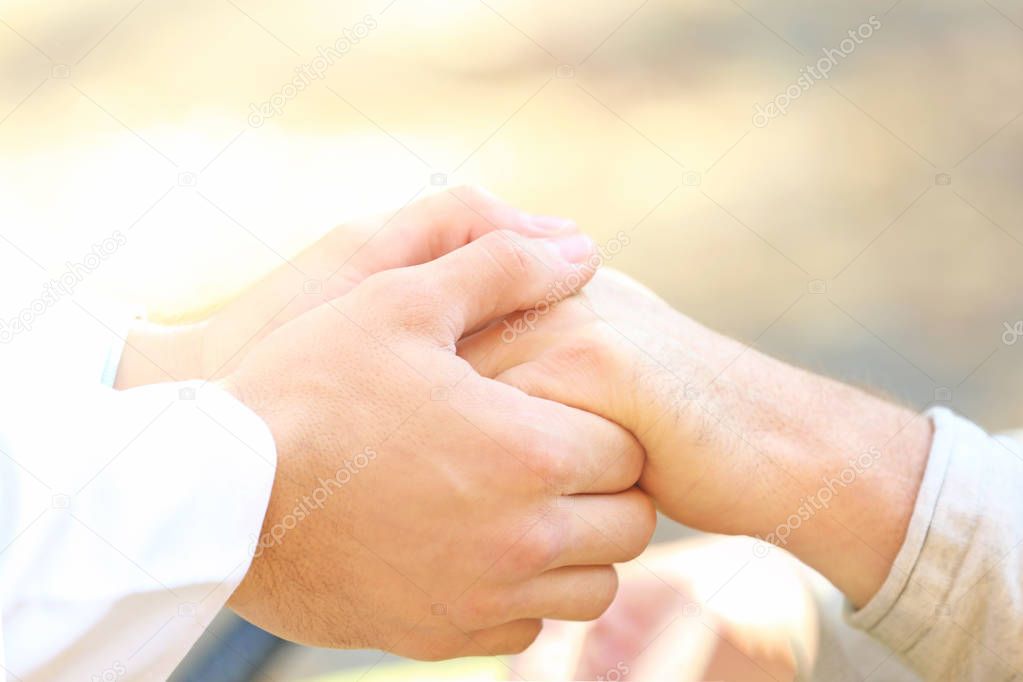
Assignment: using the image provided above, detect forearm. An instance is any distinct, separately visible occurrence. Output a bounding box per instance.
[619,304,933,606]
[457,267,933,607]
[615,305,927,604]
[468,268,1019,677]
[711,347,932,607]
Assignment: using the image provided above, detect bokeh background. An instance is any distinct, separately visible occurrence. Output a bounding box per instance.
[2,0,1023,679]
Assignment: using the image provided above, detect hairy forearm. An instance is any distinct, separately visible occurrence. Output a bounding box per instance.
[462,268,935,607]
[682,336,933,607]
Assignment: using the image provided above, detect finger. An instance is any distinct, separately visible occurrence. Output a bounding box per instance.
[232,187,579,337]
[484,364,643,494]
[463,384,644,494]
[405,229,597,344]
[549,488,656,569]
[454,618,544,657]
[458,296,598,376]
[331,185,580,280]
[397,185,580,261]
[381,185,580,267]
[506,566,620,623]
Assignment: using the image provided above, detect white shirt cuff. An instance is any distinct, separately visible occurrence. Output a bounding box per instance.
[0,381,277,680]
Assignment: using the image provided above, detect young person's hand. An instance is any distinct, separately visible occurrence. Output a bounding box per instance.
[460,269,932,607]
[222,234,655,659]
[116,186,578,387]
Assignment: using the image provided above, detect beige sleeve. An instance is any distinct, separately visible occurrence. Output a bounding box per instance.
[836,407,1023,681]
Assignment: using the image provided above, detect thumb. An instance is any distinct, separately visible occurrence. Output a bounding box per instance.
[342,185,579,276]
[411,229,597,344]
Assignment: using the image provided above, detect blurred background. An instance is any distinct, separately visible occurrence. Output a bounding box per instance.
[2,0,1022,679]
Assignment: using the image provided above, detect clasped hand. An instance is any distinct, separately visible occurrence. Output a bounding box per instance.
[117,185,929,664]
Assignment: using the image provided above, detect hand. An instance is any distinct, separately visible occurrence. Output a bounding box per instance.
[222,234,656,658]
[115,186,578,387]
[460,269,932,606]
[461,268,795,536]
[510,538,818,682]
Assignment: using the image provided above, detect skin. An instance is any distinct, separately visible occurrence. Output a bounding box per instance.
[219,235,656,658]
[110,186,928,662]
[460,268,933,609]
[113,190,657,658]
[115,185,581,388]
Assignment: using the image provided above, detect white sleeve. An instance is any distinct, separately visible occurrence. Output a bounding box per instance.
[0,302,277,681]
[841,407,1023,680]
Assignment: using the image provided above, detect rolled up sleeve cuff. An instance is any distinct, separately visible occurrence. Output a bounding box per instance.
[845,407,1023,679]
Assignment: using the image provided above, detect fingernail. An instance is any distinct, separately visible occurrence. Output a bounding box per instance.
[529,215,577,232]
[544,234,594,264]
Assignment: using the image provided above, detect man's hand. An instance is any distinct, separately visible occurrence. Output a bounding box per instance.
[115,186,578,387]
[221,235,655,658]
[460,269,932,607]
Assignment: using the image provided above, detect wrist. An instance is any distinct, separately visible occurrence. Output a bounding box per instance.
[744,363,932,607]
[648,318,932,607]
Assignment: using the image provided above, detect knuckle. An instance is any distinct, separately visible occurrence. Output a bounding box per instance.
[537,453,571,488]
[356,269,407,306]
[549,330,615,376]
[358,270,442,333]
[514,428,572,487]
[447,183,496,208]
[477,230,532,283]
[532,443,572,488]
[419,185,499,226]
[507,523,562,576]
[399,290,445,332]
